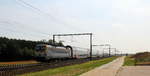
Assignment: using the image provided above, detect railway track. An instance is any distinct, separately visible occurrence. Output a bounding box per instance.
[0,57,108,76]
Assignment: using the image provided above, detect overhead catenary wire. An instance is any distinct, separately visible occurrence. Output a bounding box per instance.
[0,22,49,40]
[4,20,50,35]
[0,26,45,39]
[15,0,83,32]
[0,26,32,40]
[0,19,51,37]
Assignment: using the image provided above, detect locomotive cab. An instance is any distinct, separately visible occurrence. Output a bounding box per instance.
[35,44,46,52]
[35,44,48,60]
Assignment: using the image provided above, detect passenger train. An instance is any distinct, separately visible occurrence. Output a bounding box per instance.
[35,44,90,61]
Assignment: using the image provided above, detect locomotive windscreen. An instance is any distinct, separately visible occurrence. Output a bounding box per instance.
[35,45,46,51]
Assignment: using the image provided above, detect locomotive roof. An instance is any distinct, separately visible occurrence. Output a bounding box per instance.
[36,44,66,48]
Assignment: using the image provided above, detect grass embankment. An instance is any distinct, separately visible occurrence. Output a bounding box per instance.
[20,57,117,76]
[123,56,135,66]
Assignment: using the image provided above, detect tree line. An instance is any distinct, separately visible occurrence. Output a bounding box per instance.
[0,37,63,61]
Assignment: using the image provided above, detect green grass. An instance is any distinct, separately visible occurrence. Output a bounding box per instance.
[123,56,135,66]
[20,57,117,76]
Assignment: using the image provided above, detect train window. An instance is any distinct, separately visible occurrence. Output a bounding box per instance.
[35,46,46,51]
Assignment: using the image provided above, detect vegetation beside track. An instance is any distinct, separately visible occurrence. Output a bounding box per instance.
[0,60,39,65]
[123,56,135,66]
[133,52,150,65]
[123,52,150,66]
[0,60,39,68]
[20,57,117,76]
[0,37,63,61]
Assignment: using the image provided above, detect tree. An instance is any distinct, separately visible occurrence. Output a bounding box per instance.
[0,37,64,61]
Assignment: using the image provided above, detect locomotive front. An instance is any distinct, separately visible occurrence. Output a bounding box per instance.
[35,44,48,60]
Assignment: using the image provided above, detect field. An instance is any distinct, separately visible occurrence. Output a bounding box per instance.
[20,57,117,76]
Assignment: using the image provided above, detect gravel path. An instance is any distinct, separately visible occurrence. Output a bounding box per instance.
[80,56,125,76]
[117,66,150,76]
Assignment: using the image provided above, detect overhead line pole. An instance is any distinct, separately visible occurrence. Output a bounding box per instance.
[105,44,111,57]
[90,33,92,59]
[92,44,105,57]
[93,44,111,57]
[110,48,117,56]
[53,33,93,59]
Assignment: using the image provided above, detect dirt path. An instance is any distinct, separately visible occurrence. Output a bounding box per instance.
[80,56,125,76]
[117,66,150,76]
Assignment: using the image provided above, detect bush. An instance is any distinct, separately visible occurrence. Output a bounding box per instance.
[132,52,150,63]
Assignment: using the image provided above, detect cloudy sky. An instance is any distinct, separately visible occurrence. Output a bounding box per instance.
[0,0,150,54]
